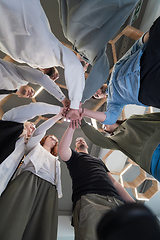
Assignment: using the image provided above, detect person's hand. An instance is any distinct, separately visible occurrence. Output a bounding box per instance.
[66,109,80,121]
[79,107,85,120]
[69,120,75,129]
[69,119,79,129]
[61,97,70,108]
[67,106,85,128]
[60,107,70,118]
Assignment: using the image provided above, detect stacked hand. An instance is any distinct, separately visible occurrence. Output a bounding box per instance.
[61,97,70,108]
[60,104,85,129]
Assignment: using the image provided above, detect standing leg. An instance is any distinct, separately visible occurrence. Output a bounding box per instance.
[73,194,123,240]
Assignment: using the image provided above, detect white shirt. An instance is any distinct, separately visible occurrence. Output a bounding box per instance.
[0,102,61,195]
[0,137,25,196]
[17,116,63,198]
[0,59,65,102]
[2,102,61,123]
[0,0,85,109]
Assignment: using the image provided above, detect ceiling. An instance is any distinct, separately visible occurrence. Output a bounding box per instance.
[1,0,160,225]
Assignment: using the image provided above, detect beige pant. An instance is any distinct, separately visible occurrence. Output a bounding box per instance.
[73,194,124,240]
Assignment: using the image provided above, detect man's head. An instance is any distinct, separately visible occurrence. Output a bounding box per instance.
[92,84,108,99]
[16,85,35,98]
[75,137,88,153]
[77,53,89,72]
[42,67,59,81]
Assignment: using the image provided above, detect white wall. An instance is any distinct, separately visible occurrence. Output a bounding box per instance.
[145,189,160,216]
[140,0,160,32]
[57,216,74,240]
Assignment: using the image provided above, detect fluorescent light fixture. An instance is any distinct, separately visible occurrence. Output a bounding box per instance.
[33,86,44,98]
[91,118,97,129]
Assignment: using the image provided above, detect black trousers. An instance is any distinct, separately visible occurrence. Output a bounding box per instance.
[138,16,160,108]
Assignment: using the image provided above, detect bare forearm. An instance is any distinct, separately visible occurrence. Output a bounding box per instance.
[108,173,135,203]
[114,181,135,203]
[83,108,106,123]
[59,126,74,161]
[60,126,74,149]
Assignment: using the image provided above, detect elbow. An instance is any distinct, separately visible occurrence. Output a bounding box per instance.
[102,113,107,123]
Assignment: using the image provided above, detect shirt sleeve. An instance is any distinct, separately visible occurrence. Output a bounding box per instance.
[16,65,65,102]
[81,119,115,150]
[26,116,59,153]
[81,49,109,103]
[58,43,85,109]
[2,102,60,123]
[102,103,124,125]
[64,149,78,170]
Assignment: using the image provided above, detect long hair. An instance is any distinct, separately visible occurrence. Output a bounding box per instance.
[40,135,59,157]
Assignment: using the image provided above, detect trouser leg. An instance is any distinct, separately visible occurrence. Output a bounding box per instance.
[73,194,124,240]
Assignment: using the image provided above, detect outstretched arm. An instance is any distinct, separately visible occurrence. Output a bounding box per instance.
[59,43,85,110]
[81,119,115,149]
[80,101,123,125]
[16,64,68,105]
[82,108,106,122]
[26,112,63,153]
[33,112,63,137]
[58,126,75,161]
[108,172,135,203]
[2,102,61,123]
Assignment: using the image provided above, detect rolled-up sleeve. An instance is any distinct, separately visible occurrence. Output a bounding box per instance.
[102,103,123,125]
